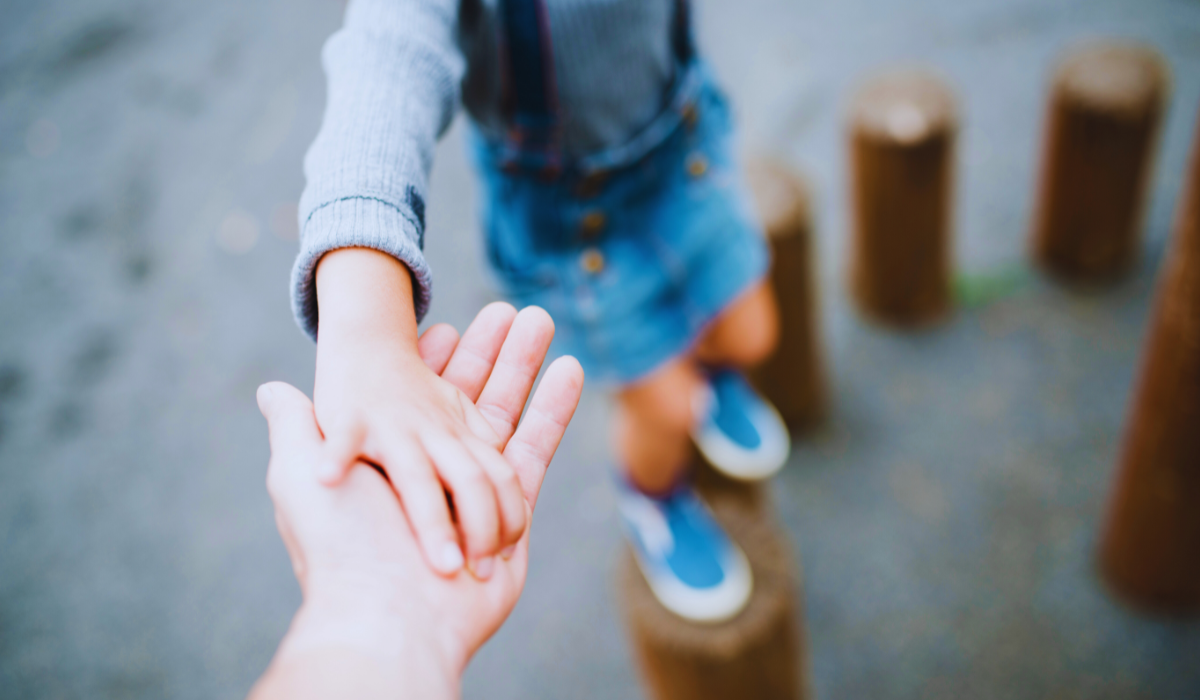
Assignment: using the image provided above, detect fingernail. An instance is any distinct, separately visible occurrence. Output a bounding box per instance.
[500,545,516,560]
[471,556,495,580]
[440,543,464,572]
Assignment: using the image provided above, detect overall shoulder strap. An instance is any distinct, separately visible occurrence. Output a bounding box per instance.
[672,0,695,65]
[499,0,560,165]
[497,0,695,173]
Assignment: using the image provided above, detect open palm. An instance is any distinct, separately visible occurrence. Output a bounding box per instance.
[257,305,584,678]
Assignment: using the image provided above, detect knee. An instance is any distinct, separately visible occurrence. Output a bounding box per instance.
[723,307,779,367]
[704,285,780,368]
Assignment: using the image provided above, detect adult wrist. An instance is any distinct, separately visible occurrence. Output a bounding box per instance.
[284,580,461,686]
[267,593,460,700]
[288,583,421,660]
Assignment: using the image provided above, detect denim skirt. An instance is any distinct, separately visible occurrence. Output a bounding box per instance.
[470,76,769,385]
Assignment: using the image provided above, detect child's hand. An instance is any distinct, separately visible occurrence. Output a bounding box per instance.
[250,348,583,697]
[312,249,558,580]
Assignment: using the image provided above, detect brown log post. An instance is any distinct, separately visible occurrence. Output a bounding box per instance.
[1031,42,1170,283]
[848,69,957,327]
[619,463,810,700]
[745,158,826,432]
[1097,108,1200,615]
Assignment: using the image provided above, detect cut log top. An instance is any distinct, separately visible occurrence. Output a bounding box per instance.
[849,70,958,145]
[1053,43,1170,118]
[745,159,810,240]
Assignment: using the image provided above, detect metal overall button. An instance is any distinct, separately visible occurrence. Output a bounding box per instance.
[681,103,699,131]
[579,210,607,240]
[579,247,605,275]
[576,171,608,199]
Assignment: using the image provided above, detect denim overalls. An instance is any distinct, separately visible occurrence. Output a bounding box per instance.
[471,0,770,384]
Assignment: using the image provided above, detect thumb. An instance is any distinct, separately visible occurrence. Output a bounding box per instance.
[318,424,364,486]
[257,382,323,458]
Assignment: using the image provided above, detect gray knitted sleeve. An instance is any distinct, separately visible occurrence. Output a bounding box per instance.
[291,0,464,341]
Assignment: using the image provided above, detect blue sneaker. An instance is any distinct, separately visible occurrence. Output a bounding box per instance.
[618,480,752,623]
[691,369,790,481]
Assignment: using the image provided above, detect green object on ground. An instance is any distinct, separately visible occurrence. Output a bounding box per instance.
[954,263,1033,309]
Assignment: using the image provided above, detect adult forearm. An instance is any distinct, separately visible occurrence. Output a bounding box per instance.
[248,598,458,700]
[249,649,419,700]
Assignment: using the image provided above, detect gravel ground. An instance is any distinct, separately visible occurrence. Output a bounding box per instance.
[2,0,1199,698]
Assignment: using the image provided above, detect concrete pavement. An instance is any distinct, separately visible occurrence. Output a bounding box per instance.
[2,0,1199,697]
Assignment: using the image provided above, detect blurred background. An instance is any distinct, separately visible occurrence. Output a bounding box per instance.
[2,0,1200,697]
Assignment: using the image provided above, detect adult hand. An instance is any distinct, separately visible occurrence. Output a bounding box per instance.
[249,307,584,700]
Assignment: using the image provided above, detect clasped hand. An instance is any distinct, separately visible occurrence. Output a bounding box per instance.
[313,248,567,580]
[250,302,583,699]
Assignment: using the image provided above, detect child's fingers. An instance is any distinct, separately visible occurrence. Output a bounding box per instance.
[418,323,461,375]
[473,306,556,450]
[464,436,527,553]
[422,434,502,580]
[504,357,585,510]
[383,439,465,575]
[440,302,518,401]
[319,424,365,486]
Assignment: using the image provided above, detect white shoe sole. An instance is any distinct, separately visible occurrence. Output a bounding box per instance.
[632,540,754,624]
[693,398,790,481]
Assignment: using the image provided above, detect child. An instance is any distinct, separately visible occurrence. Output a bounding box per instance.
[295,0,790,622]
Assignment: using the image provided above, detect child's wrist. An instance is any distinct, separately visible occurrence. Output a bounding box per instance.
[315,247,420,347]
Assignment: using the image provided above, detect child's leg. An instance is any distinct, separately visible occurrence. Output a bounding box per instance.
[613,353,755,624]
[617,280,778,490]
[614,357,704,493]
[694,280,779,368]
[689,279,790,481]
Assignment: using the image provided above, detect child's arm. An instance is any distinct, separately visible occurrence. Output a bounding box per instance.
[294,0,521,577]
[294,0,464,337]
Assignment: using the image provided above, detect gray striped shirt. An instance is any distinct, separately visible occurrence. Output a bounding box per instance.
[293,0,680,339]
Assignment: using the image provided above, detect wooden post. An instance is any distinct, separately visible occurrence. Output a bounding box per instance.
[848,69,957,327]
[1031,42,1170,283]
[619,463,810,700]
[1097,110,1200,615]
[745,158,826,432]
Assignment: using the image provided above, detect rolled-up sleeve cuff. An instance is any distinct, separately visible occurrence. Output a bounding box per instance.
[290,196,432,342]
